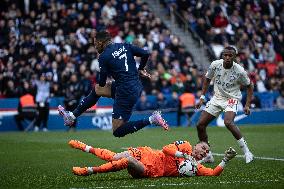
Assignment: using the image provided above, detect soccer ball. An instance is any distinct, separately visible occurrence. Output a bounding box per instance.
[178,159,198,177]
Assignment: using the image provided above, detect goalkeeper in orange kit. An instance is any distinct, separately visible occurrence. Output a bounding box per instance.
[69,139,237,178]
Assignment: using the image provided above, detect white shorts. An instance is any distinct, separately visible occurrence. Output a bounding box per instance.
[203,96,239,117]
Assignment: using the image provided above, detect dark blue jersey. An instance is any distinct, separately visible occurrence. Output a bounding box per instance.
[98,43,150,87]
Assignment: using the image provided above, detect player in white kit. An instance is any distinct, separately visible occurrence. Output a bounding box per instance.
[195,46,254,164]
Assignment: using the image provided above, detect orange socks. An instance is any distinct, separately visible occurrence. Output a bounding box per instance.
[93,158,129,173]
[89,148,116,161]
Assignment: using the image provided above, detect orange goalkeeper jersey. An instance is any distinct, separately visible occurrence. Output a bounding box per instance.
[129,140,223,177]
[162,140,224,177]
[162,140,193,176]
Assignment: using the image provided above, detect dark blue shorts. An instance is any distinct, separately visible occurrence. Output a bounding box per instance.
[111,81,142,122]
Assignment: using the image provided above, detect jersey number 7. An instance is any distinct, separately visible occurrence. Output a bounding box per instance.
[119,53,128,71]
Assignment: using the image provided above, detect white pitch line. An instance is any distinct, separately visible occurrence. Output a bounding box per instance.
[69,179,280,189]
[212,153,284,162]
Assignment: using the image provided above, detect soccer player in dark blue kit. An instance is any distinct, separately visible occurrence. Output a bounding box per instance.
[58,31,169,137]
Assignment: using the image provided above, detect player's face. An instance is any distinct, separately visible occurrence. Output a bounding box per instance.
[95,40,104,54]
[222,49,235,67]
[192,142,209,161]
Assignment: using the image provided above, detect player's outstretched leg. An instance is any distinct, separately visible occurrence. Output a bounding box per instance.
[58,89,101,126]
[149,110,169,130]
[72,158,129,176]
[69,140,116,161]
[112,111,169,137]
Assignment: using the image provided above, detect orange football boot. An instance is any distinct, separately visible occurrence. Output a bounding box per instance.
[72,167,92,176]
[69,140,87,151]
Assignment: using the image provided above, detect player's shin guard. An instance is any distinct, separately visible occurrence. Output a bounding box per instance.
[72,89,100,117]
[113,119,150,137]
[93,158,129,173]
[89,148,116,161]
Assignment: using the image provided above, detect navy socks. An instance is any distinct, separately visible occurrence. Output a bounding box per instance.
[113,119,150,137]
[73,89,100,117]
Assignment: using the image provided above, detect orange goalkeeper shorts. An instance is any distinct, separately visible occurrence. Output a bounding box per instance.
[128,146,165,177]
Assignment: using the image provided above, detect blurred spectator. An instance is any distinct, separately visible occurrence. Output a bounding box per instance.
[63,74,82,131]
[276,90,284,109]
[169,91,179,108]
[14,91,37,131]
[102,0,117,24]
[262,42,276,63]
[172,77,184,94]
[255,74,267,93]
[156,92,169,109]
[160,79,172,95]
[0,0,196,103]
[177,89,195,126]
[183,74,197,93]
[80,70,93,97]
[33,73,50,132]
[242,94,261,109]
[161,0,284,96]
[250,95,261,109]
[135,93,153,111]
[4,80,18,98]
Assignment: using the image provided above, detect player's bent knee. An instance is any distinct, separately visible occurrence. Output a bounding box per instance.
[94,84,103,95]
[112,120,125,137]
[113,130,124,137]
[95,84,112,97]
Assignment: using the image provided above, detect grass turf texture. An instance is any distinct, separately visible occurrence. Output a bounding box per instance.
[0,125,284,189]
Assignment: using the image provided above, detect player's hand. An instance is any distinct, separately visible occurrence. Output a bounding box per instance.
[223,147,237,162]
[139,69,151,79]
[195,99,204,109]
[244,105,250,115]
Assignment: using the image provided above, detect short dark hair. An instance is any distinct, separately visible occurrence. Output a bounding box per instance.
[96,31,111,42]
[224,46,237,54]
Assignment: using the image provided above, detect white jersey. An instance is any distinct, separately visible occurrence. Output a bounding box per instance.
[205,59,250,101]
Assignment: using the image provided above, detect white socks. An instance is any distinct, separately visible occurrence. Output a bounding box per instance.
[149,116,153,124]
[237,137,250,154]
[87,167,94,174]
[85,145,91,153]
[219,160,227,168]
[69,112,76,119]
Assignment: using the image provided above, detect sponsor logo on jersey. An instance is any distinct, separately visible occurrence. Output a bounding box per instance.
[112,46,127,58]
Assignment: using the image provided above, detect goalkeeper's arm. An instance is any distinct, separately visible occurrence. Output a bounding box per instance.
[197,147,237,176]
[218,147,237,168]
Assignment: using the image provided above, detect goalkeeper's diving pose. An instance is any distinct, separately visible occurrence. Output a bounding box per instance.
[69,139,237,178]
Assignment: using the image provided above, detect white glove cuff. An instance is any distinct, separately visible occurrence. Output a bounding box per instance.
[175,151,184,158]
[219,160,227,168]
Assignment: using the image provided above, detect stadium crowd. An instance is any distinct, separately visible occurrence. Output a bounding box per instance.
[0,0,200,110]
[0,0,283,110]
[162,0,284,108]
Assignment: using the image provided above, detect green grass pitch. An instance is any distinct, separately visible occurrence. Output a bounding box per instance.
[1,125,284,189]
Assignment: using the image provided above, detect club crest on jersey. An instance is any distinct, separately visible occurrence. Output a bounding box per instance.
[112,46,127,58]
